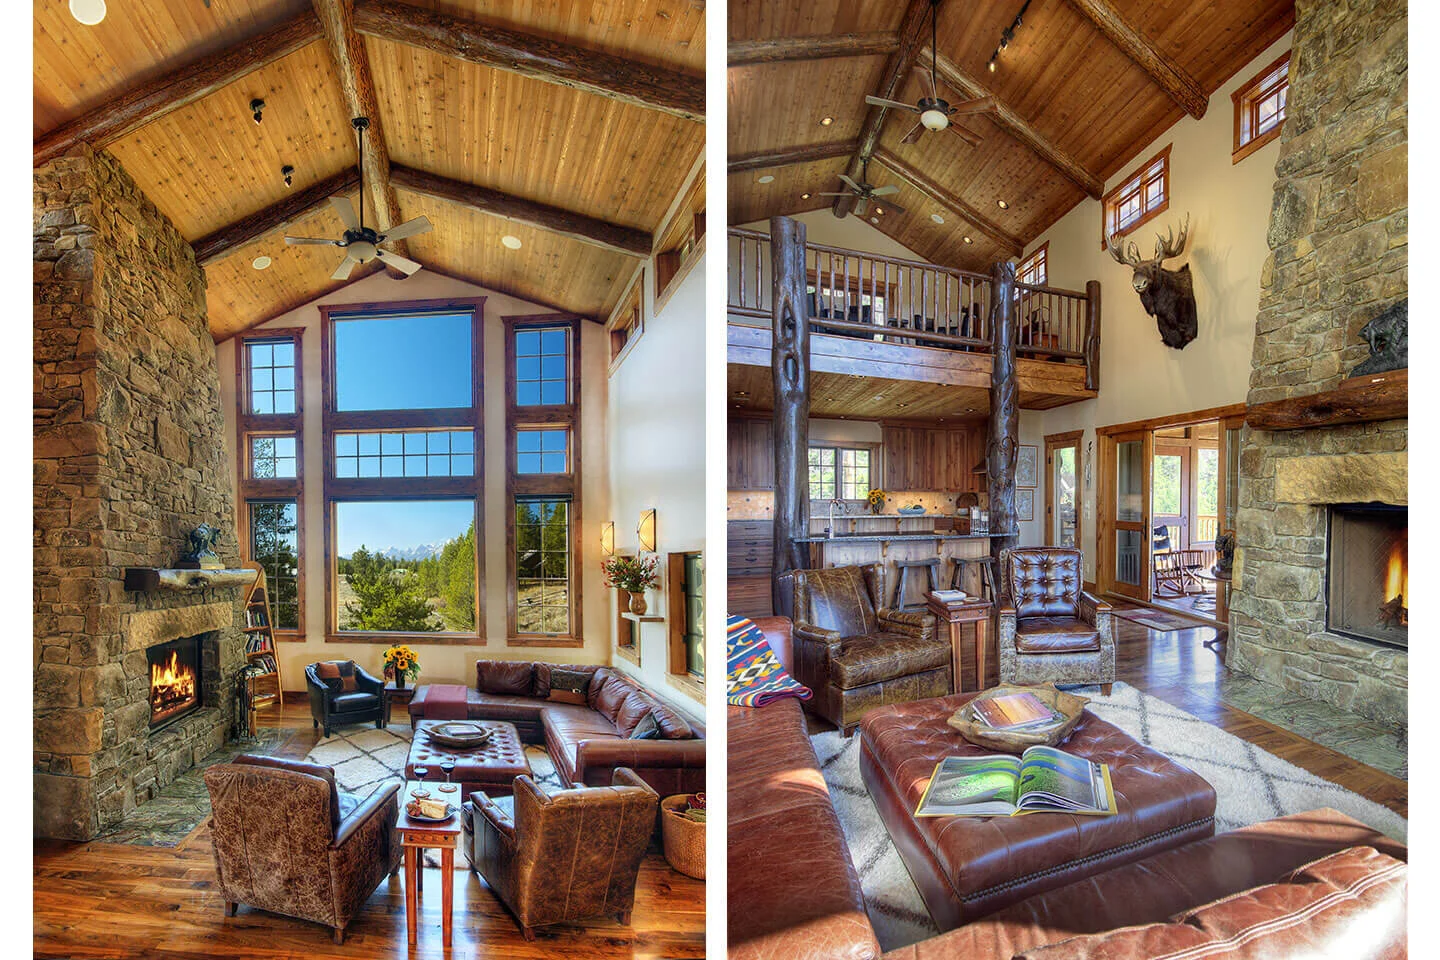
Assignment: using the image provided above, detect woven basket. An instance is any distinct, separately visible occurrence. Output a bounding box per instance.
[947,684,1090,752]
[659,795,706,880]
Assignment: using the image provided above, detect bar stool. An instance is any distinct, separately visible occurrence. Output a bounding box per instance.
[894,559,941,611]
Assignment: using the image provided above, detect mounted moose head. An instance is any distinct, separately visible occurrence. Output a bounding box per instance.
[1107,215,1196,349]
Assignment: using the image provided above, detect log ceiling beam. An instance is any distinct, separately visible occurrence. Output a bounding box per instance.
[728,32,900,66]
[833,0,936,217]
[1065,0,1208,119]
[923,48,1104,199]
[33,11,322,167]
[311,0,410,277]
[873,148,1023,257]
[728,140,859,174]
[390,165,652,258]
[353,0,704,122]
[192,168,362,265]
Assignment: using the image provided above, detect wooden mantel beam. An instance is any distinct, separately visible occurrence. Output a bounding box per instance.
[34,11,322,166]
[728,33,901,66]
[1065,0,1208,119]
[192,168,362,265]
[311,0,410,276]
[924,48,1104,199]
[353,0,704,122]
[390,165,652,258]
[834,0,935,217]
[873,148,1023,256]
[728,140,859,175]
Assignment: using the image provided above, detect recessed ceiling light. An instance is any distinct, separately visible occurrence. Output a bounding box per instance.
[931,213,945,224]
[501,235,522,249]
[963,236,974,244]
[997,199,1010,209]
[874,206,884,215]
[801,192,811,199]
[251,255,272,270]
[870,217,879,224]
[69,0,106,25]
[820,116,834,126]
[757,174,775,184]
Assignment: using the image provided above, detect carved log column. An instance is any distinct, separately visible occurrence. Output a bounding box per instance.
[770,216,810,616]
[988,260,1019,563]
[1084,279,1102,392]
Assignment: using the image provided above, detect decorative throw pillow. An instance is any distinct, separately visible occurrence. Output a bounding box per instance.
[628,713,660,740]
[547,666,591,705]
[336,661,358,693]
[315,661,343,691]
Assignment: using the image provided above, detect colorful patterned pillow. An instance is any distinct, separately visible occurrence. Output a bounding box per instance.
[727,615,811,707]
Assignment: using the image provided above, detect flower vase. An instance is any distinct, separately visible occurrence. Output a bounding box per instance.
[395,673,406,690]
[870,502,882,515]
[628,591,649,615]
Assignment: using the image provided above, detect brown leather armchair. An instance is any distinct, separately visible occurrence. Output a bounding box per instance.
[202,755,401,944]
[791,563,951,735]
[463,767,659,940]
[997,547,1115,693]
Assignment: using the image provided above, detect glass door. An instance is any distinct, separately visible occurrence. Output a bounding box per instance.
[1109,429,1150,600]
[1045,432,1081,548]
[1152,443,1191,551]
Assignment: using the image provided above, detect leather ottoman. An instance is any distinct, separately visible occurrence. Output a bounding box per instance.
[406,720,531,800]
[859,693,1216,931]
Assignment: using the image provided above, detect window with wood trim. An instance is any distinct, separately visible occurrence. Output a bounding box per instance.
[320,299,485,644]
[666,551,704,697]
[1233,52,1290,164]
[1017,243,1048,287]
[607,269,645,370]
[505,315,583,645]
[809,445,873,501]
[236,329,305,635]
[1102,145,1171,245]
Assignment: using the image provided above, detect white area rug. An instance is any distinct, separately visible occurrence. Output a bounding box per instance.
[812,681,1408,951]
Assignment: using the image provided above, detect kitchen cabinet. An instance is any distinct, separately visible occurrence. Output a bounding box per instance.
[882,422,987,493]
[727,417,774,489]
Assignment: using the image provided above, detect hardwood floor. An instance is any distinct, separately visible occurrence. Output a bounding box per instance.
[33,719,706,960]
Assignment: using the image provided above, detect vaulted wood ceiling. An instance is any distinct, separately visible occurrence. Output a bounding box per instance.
[34,0,705,340]
[728,0,1292,271]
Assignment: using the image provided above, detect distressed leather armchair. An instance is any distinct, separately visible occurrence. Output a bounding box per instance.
[997,547,1115,693]
[203,755,401,944]
[306,659,385,738]
[791,563,951,734]
[463,767,658,940]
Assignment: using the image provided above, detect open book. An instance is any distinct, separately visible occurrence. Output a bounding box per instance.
[914,746,1117,818]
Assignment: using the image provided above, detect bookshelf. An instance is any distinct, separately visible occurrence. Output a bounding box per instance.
[242,561,284,728]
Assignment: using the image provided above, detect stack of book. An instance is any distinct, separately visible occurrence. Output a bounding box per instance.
[930,589,970,603]
[972,691,1065,732]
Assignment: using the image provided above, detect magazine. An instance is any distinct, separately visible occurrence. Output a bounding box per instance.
[913,746,1116,818]
[971,691,1064,731]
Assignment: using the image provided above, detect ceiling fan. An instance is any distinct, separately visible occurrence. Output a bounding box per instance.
[817,160,906,217]
[284,117,432,280]
[865,1,990,147]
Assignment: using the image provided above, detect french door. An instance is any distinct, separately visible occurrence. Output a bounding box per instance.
[1152,442,1192,550]
[1044,431,1082,548]
[1103,429,1151,601]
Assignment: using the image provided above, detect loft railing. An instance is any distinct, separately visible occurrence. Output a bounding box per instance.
[729,227,1100,384]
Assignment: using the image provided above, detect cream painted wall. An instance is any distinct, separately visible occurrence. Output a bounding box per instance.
[1027,32,1293,580]
[604,252,706,718]
[217,269,612,692]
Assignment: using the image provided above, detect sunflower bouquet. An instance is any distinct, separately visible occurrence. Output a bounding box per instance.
[382,644,420,687]
[867,488,886,515]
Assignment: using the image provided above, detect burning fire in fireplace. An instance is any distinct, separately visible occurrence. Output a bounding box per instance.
[1379,540,1407,629]
[150,649,199,725]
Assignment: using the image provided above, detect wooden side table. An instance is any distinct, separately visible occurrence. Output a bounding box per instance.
[398,781,462,948]
[926,592,994,694]
[383,682,417,729]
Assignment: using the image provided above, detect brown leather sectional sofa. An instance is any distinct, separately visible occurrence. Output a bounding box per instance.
[409,660,704,796]
[729,617,1408,960]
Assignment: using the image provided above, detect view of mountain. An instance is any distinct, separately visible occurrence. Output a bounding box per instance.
[337,542,449,562]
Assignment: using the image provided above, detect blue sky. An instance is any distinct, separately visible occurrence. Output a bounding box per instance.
[336,500,474,558]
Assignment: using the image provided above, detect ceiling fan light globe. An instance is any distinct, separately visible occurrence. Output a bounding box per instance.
[348,240,378,262]
[920,109,950,131]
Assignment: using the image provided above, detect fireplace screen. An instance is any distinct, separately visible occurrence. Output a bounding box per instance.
[148,636,203,727]
[1326,504,1406,649]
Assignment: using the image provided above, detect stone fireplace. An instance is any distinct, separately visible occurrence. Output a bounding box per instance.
[1326,504,1406,649]
[34,145,247,840]
[1229,0,1407,727]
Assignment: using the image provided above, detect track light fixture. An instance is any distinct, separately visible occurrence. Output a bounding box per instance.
[250,98,266,125]
[986,0,1032,73]
[281,165,294,188]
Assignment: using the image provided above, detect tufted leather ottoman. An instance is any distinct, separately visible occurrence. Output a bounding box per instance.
[405,720,531,800]
[859,693,1216,931]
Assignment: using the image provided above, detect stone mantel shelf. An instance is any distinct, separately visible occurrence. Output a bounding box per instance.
[123,567,257,593]
[1245,368,1407,431]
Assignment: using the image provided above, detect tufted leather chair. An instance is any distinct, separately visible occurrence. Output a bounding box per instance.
[203,755,401,944]
[791,563,952,735]
[997,547,1114,692]
[463,767,658,940]
[306,660,386,738]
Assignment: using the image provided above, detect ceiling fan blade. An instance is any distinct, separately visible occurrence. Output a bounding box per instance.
[379,215,432,243]
[331,256,358,281]
[900,120,925,144]
[855,197,870,216]
[837,173,864,193]
[376,250,423,276]
[947,96,995,117]
[866,95,920,112]
[871,184,901,197]
[816,191,851,197]
[285,236,340,246]
[913,64,936,100]
[330,196,360,230]
[948,123,984,148]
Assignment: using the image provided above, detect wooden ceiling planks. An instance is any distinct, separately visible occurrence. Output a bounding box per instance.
[727,57,887,157]
[728,1,908,43]
[726,158,849,229]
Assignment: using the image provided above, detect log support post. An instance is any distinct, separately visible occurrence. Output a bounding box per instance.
[770,216,810,617]
[1084,279,1102,392]
[988,260,1020,564]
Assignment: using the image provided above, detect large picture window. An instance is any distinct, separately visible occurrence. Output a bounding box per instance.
[248,500,300,630]
[321,299,485,643]
[515,497,572,634]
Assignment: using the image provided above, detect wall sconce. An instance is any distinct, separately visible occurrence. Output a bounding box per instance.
[636,509,657,553]
[600,521,615,556]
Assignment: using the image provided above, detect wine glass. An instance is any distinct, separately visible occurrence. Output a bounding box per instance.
[438,761,457,793]
[412,765,430,799]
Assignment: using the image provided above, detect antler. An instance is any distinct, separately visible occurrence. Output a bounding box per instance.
[1154,214,1190,261]
[1106,233,1145,268]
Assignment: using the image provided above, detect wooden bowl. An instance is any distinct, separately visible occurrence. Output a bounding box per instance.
[947,684,1090,752]
[426,721,492,749]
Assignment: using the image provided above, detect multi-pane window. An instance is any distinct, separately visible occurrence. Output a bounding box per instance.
[515,327,570,406]
[250,435,297,479]
[1102,146,1170,243]
[333,312,474,411]
[809,446,872,500]
[334,430,475,478]
[1233,53,1290,163]
[245,339,297,415]
[516,428,569,474]
[248,500,300,630]
[515,497,571,635]
[1017,243,1048,287]
[680,552,704,681]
